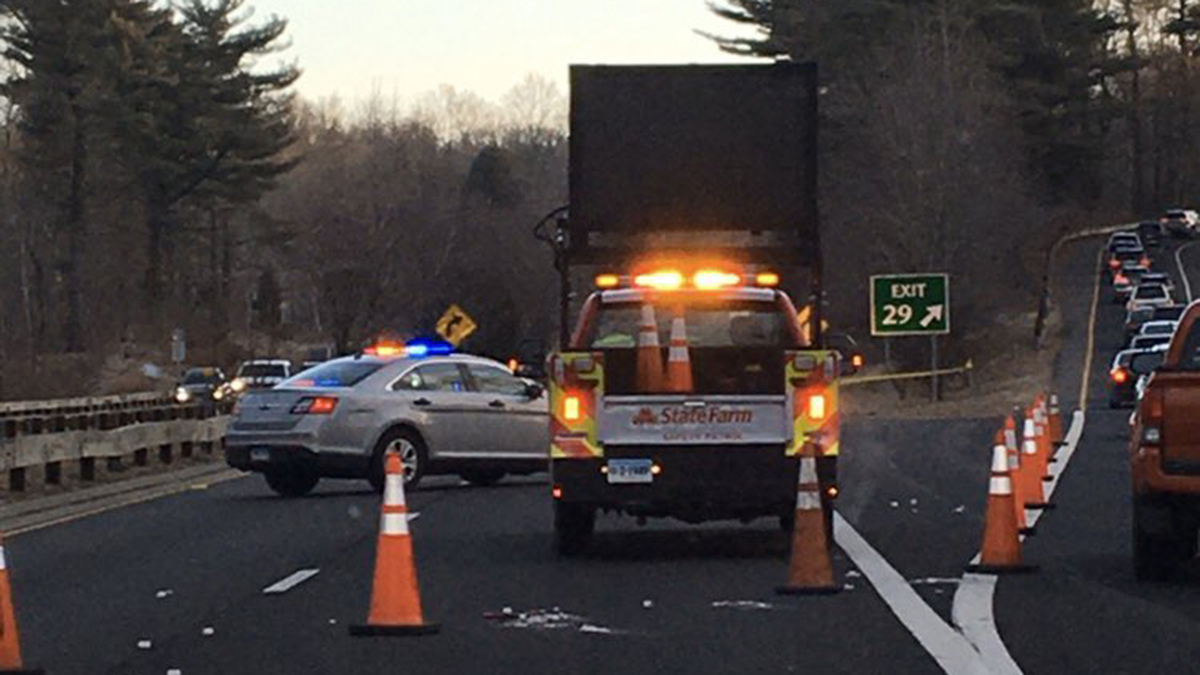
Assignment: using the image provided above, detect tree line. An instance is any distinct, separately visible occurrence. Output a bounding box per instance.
[4,0,1200,397]
[710,0,1200,366]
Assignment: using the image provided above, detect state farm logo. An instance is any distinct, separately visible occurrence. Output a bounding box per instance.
[630,406,754,426]
[632,408,658,426]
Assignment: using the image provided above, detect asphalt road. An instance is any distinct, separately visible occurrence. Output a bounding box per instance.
[5,230,1199,675]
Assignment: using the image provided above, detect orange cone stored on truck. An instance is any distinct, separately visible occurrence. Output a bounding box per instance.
[777,456,840,595]
[0,535,40,674]
[350,452,439,636]
[664,308,694,393]
[635,305,665,392]
[967,442,1036,574]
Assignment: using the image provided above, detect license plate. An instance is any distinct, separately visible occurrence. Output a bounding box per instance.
[250,448,271,463]
[607,459,653,484]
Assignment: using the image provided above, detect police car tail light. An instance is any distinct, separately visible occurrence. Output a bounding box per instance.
[692,270,740,290]
[563,395,583,422]
[291,396,338,415]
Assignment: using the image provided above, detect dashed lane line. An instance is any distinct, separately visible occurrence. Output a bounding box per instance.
[263,568,321,594]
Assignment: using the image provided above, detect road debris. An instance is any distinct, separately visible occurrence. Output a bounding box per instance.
[485,607,620,634]
[201,626,215,637]
[155,589,173,599]
[137,639,152,650]
[711,600,777,611]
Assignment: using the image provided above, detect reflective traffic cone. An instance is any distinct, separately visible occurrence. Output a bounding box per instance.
[350,451,439,636]
[1033,403,1054,476]
[0,536,41,674]
[1048,394,1064,447]
[1021,417,1053,510]
[967,443,1037,574]
[777,456,840,595]
[664,308,694,393]
[1000,429,1033,536]
[635,305,665,392]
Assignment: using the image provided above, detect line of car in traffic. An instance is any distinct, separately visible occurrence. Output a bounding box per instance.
[173,359,295,404]
[1107,227,1186,408]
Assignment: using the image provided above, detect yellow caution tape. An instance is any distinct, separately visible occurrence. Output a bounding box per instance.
[840,359,973,387]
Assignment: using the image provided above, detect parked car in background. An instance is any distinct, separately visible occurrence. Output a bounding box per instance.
[231,359,293,392]
[174,367,227,403]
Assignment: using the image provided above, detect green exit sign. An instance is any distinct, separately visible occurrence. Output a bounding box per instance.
[870,274,950,336]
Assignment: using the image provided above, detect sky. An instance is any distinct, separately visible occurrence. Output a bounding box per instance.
[241,0,763,105]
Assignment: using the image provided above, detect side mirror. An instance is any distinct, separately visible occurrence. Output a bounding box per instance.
[523,381,545,400]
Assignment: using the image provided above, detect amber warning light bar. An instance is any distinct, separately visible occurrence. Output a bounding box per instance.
[595,269,781,290]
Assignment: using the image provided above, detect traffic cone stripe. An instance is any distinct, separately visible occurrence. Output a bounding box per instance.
[385,473,406,506]
[381,512,410,536]
[639,306,660,346]
[796,491,821,509]
[990,476,1012,495]
[0,547,7,571]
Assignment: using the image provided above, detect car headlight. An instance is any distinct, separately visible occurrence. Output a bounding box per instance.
[213,388,224,401]
[174,387,191,404]
[231,378,246,392]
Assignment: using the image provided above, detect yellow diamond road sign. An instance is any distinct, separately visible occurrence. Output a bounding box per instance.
[436,304,477,346]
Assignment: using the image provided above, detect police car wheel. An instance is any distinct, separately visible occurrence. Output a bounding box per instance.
[553,502,595,556]
[369,428,427,492]
[264,466,319,498]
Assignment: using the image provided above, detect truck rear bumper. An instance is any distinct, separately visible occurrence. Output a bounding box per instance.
[1134,447,1200,496]
[551,446,836,523]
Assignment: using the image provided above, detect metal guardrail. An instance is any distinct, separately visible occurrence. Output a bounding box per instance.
[0,395,232,440]
[0,414,229,493]
[0,392,174,419]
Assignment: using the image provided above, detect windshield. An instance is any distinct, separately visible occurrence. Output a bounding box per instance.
[1135,285,1167,300]
[238,364,288,378]
[588,300,797,349]
[182,369,222,385]
[1133,335,1171,349]
[284,360,384,388]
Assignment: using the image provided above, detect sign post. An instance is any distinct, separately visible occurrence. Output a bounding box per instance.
[870,274,951,401]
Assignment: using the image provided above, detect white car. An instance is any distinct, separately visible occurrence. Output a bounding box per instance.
[1127,283,1173,312]
[1137,320,1177,340]
[231,359,293,392]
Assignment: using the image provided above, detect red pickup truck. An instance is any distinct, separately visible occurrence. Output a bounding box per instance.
[1130,300,1200,580]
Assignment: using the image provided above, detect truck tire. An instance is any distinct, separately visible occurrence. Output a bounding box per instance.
[1133,497,1182,581]
[264,466,319,498]
[553,502,595,556]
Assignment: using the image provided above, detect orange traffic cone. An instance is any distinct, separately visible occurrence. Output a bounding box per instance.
[635,305,665,392]
[350,451,439,636]
[1020,417,1053,511]
[1048,394,1064,447]
[999,429,1033,536]
[777,456,840,595]
[0,535,40,674]
[664,308,694,393]
[967,442,1036,573]
[1033,403,1055,476]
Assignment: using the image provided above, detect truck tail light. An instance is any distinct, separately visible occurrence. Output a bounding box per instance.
[291,396,338,415]
[809,393,827,421]
[563,395,582,421]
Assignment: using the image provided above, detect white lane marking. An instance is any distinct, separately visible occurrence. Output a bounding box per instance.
[1175,240,1199,303]
[834,513,992,675]
[952,410,1086,675]
[263,568,321,594]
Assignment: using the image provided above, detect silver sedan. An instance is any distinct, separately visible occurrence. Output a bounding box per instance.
[224,352,548,496]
